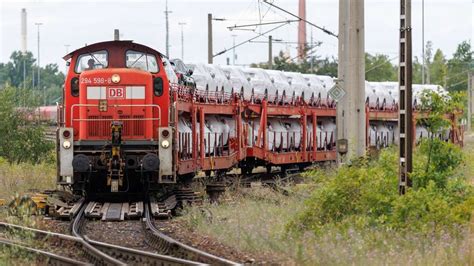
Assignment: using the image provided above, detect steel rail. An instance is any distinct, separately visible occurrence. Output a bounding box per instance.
[85,237,202,266]
[73,204,202,265]
[143,204,239,265]
[72,204,126,265]
[0,221,108,265]
[0,237,89,266]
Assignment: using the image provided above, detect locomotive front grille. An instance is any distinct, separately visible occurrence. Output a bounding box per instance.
[133,115,145,136]
[88,115,112,137]
[120,115,132,136]
[87,115,146,139]
[119,115,145,137]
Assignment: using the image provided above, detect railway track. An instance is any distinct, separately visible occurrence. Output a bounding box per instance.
[0,237,87,265]
[72,203,202,265]
[143,204,238,265]
[0,221,96,265]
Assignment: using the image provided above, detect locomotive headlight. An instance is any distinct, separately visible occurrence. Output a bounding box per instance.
[111,74,120,84]
[63,140,71,149]
[161,140,170,149]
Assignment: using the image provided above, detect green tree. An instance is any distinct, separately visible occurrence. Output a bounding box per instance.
[412,56,423,84]
[446,41,473,92]
[415,89,464,189]
[430,49,448,87]
[3,51,37,88]
[365,53,397,81]
[250,51,338,76]
[424,41,433,83]
[314,56,338,77]
[0,51,65,105]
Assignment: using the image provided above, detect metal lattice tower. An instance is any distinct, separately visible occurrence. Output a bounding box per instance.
[398,0,413,195]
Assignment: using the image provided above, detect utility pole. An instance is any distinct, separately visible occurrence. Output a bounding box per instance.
[421,0,425,84]
[310,29,314,72]
[21,8,27,93]
[64,44,70,54]
[178,22,186,60]
[64,44,70,73]
[468,71,473,131]
[208,13,213,64]
[35,22,43,104]
[268,35,273,69]
[398,0,413,195]
[231,34,237,65]
[336,0,366,162]
[164,0,172,57]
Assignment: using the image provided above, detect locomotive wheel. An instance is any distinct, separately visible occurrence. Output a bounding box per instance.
[179,173,195,184]
[242,167,252,175]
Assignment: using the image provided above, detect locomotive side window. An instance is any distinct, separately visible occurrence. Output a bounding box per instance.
[126,50,159,73]
[153,77,164,96]
[75,50,108,73]
[71,77,79,96]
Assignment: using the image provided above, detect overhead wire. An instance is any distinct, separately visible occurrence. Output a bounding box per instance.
[214,22,291,57]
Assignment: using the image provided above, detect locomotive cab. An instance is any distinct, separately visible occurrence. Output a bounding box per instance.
[57,41,173,198]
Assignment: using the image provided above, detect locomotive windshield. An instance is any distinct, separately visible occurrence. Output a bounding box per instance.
[75,50,108,73]
[126,50,159,73]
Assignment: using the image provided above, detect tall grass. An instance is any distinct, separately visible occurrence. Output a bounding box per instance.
[181,186,472,265]
[0,157,56,200]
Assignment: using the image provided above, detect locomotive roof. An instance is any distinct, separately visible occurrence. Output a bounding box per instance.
[63,40,164,60]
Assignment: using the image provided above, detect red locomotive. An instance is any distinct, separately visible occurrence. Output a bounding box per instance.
[58,41,172,197]
[56,40,463,198]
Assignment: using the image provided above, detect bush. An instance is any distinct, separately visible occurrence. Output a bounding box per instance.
[0,87,53,164]
[288,141,474,235]
[413,138,464,190]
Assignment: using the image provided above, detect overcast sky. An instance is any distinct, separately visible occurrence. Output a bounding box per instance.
[0,0,472,71]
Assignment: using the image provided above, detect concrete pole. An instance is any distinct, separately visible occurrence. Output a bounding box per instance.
[468,72,473,131]
[337,0,366,163]
[208,13,213,64]
[421,0,425,84]
[268,35,273,69]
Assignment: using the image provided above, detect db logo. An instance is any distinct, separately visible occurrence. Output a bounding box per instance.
[108,87,125,99]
